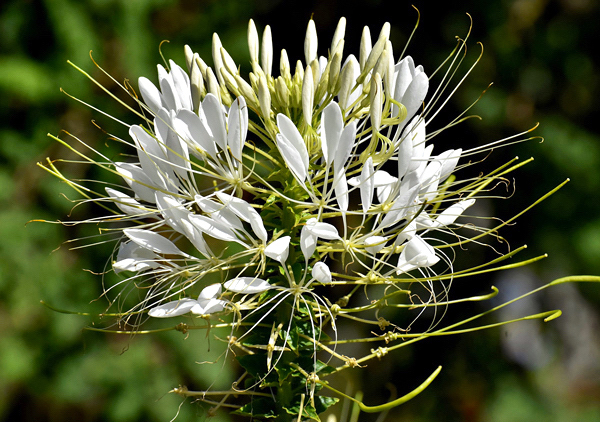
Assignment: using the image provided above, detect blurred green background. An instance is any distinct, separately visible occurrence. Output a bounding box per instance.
[1,0,600,421]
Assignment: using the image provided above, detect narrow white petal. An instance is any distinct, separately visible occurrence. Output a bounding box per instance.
[124,228,187,256]
[114,162,158,203]
[395,219,417,246]
[138,76,163,115]
[433,199,475,228]
[215,191,267,243]
[105,187,144,216]
[224,277,272,294]
[227,96,248,163]
[305,218,340,240]
[202,94,227,151]
[334,172,349,212]
[178,218,211,257]
[276,114,309,171]
[195,194,244,231]
[176,109,218,158]
[321,102,343,165]
[169,60,192,111]
[158,109,191,180]
[359,157,375,213]
[438,148,462,182]
[158,65,179,111]
[378,185,420,229]
[155,191,189,234]
[300,225,317,260]
[276,133,307,182]
[113,241,160,274]
[397,135,413,180]
[188,214,238,243]
[149,298,197,318]
[334,120,357,179]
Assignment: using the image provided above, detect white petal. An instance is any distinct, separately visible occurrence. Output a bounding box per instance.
[300,225,318,260]
[396,235,439,274]
[155,191,189,234]
[215,191,267,243]
[264,236,291,264]
[124,228,187,256]
[276,133,307,182]
[437,148,462,182]
[395,219,417,246]
[321,102,343,166]
[113,241,160,274]
[378,185,420,229]
[334,172,349,212]
[158,65,179,111]
[191,298,227,315]
[276,114,309,172]
[175,109,218,158]
[156,108,191,180]
[194,195,244,231]
[333,120,357,178]
[305,218,340,240]
[202,94,227,151]
[227,96,248,163]
[401,72,429,122]
[188,214,238,243]
[198,283,222,300]
[114,162,158,203]
[138,76,163,115]
[224,277,272,294]
[168,60,192,111]
[149,298,197,318]
[312,262,332,284]
[397,135,413,180]
[405,117,426,173]
[178,218,211,257]
[433,199,475,228]
[105,187,144,216]
[364,236,387,255]
[359,157,375,213]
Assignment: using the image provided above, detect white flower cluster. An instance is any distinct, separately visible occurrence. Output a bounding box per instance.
[82,18,480,328]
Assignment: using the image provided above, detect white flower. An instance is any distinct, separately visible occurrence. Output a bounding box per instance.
[397,235,440,274]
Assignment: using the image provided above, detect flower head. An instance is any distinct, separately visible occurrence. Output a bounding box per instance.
[42,13,563,421]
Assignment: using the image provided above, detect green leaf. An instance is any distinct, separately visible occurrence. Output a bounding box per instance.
[233,397,278,419]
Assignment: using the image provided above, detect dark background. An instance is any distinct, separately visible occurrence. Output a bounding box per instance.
[1,0,599,421]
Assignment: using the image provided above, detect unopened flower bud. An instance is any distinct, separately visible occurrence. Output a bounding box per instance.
[305,19,318,65]
[331,17,346,55]
[261,25,273,77]
[248,19,259,64]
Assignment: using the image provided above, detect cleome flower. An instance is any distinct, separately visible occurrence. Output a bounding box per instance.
[41,13,577,421]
